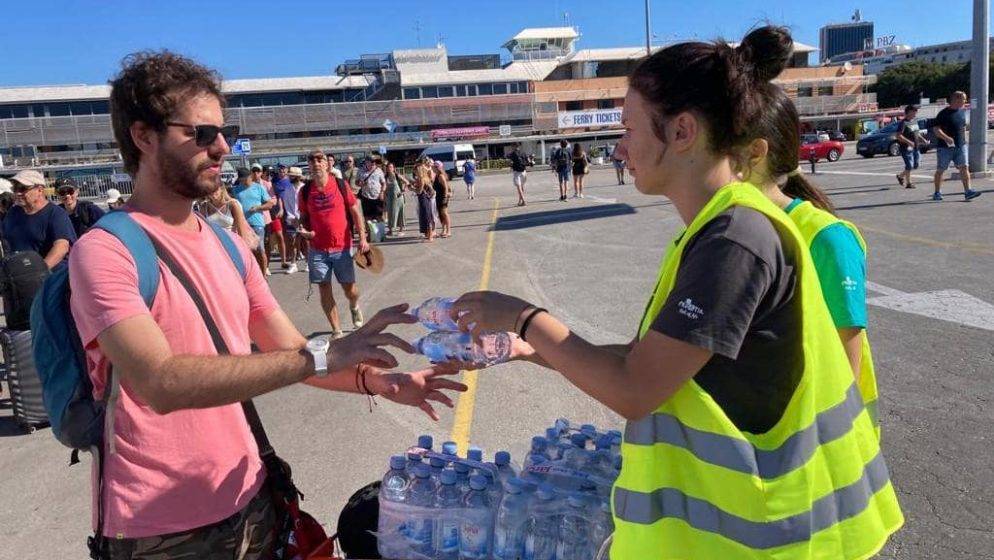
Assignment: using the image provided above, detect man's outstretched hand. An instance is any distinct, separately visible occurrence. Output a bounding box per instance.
[364,363,469,421]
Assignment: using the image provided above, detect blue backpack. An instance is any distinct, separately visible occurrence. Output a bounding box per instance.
[29,211,246,455]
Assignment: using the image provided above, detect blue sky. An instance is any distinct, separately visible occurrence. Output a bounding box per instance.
[0,0,984,87]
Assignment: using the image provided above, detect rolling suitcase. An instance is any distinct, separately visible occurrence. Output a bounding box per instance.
[1,329,49,432]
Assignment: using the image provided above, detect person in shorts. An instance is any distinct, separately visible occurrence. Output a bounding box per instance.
[895,105,923,189]
[932,91,982,201]
[509,143,528,206]
[231,167,275,275]
[552,139,572,201]
[299,150,369,338]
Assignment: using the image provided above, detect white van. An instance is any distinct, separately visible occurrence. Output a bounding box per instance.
[419,143,477,178]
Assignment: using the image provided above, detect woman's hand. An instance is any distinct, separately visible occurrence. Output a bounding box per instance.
[364,363,469,421]
[451,291,534,342]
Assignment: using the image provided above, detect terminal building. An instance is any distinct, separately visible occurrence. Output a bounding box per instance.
[0,27,876,179]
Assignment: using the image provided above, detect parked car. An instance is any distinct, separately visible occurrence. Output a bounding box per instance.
[816,129,847,142]
[799,134,844,162]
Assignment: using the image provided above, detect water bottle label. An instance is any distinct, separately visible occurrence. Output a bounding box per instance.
[438,518,460,553]
[460,520,491,558]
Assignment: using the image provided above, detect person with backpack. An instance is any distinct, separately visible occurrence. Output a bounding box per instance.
[4,169,77,270]
[552,139,572,201]
[43,51,465,560]
[57,178,106,238]
[508,143,528,207]
[298,149,369,338]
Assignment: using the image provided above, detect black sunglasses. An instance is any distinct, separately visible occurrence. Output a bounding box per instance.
[165,122,239,147]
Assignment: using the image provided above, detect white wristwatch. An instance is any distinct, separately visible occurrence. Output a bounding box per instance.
[305,336,331,377]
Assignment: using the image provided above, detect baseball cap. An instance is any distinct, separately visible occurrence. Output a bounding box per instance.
[55,178,77,194]
[0,178,12,195]
[105,188,122,204]
[288,166,303,177]
[250,163,263,172]
[10,169,46,188]
[237,167,252,180]
[277,163,288,170]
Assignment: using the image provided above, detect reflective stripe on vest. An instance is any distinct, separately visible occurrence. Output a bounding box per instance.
[613,451,891,549]
[786,200,881,440]
[624,383,864,479]
[612,183,903,559]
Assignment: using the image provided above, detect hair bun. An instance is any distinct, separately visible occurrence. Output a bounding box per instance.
[737,25,793,83]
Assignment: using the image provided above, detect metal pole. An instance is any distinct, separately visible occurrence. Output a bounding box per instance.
[969,0,989,174]
[645,0,652,55]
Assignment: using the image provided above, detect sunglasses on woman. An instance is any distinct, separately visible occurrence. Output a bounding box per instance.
[165,122,239,147]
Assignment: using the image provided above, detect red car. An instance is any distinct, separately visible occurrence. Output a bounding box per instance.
[799,134,844,162]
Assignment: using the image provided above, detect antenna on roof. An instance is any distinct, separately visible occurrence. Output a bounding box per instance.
[436,33,445,48]
[414,19,422,47]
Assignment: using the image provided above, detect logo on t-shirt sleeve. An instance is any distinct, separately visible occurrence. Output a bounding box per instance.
[678,298,704,320]
[842,276,858,292]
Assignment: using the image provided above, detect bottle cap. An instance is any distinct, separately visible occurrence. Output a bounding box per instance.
[495,451,511,466]
[581,423,597,434]
[390,455,407,470]
[545,427,559,441]
[467,447,483,462]
[440,469,457,485]
[407,452,422,462]
[469,474,488,491]
[418,435,434,450]
[531,436,547,450]
[442,441,458,455]
[414,465,431,479]
[570,433,588,447]
[595,434,612,450]
[430,457,447,468]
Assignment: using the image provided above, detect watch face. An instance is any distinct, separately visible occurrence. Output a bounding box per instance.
[306,337,330,353]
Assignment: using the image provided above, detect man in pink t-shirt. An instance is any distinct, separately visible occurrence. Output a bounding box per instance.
[74,51,466,560]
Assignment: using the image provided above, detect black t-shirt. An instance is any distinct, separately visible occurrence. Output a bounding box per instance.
[509,151,528,172]
[650,206,803,434]
[934,107,967,148]
[61,200,105,238]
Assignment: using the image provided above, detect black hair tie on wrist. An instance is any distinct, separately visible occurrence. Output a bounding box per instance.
[519,308,548,342]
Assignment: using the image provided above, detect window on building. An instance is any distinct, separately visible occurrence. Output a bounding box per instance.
[422,86,438,98]
[597,99,615,109]
[438,86,454,98]
[817,86,834,96]
[565,101,583,111]
[466,84,478,96]
[456,85,468,96]
[47,103,71,117]
[70,101,94,115]
[478,83,494,95]
[403,88,421,100]
[508,83,519,94]
[797,87,813,97]
[92,100,110,114]
[493,83,508,95]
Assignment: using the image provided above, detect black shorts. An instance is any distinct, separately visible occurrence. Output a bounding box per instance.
[361,196,384,220]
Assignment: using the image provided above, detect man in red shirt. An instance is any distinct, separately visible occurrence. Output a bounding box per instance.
[299,149,369,337]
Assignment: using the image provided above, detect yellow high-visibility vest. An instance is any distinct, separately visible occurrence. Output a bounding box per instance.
[786,199,880,440]
[611,182,903,559]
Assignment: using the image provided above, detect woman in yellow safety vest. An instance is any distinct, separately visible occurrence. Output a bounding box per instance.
[739,88,881,439]
[451,26,903,558]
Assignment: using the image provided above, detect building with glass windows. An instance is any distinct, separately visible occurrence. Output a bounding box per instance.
[0,26,873,175]
[820,20,874,63]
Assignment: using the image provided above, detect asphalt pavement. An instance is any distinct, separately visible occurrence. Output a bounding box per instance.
[1,151,992,558]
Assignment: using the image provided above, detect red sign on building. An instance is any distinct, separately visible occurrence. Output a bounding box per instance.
[430,126,490,141]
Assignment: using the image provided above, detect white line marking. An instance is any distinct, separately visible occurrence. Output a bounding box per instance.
[808,170,932,180]
[866,281,905,296]
[868,289,994,332]
[583,194,618,204]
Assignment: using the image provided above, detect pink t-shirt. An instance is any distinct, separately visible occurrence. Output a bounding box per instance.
[69,210,279,539]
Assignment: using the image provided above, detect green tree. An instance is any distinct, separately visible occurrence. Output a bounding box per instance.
[872,56,994,108]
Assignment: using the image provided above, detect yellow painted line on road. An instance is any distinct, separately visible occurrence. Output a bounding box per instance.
[859,224,994,256]
[450,197,500,456]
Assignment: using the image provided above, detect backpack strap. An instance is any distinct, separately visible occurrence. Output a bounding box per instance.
[92,211,159,308]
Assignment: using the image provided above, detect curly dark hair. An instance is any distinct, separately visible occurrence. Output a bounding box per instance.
[109,51,225,174]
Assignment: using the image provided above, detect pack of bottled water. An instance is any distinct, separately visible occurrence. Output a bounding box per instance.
[410,297,512,366]
[377,421,621,559]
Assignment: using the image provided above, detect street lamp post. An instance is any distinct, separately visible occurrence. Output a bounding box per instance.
[645,0,652,56]
[969,0,989,175]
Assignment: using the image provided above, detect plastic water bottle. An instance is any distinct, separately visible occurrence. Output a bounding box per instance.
[418,434,434,451]
[494,478,529,560]
[610,434,622,457]
[378,455,410,559]
[407,465,437,557]
[412,297,459,330]
[494,451,519,485]
[591,499,614,557]
[414,331,512,365]
[429,456,448,481]
[405,452,424,477]
[474,467,503,504]
[557,496,593,560]
[525,484,560,560]
[523,436,549,470]
[580,424,598,439]
[460,474,494,560]
[545,427,561,444]
[442,441,459,457]
[562,433,590,469]
[467,446,484,463]
[453,461,472,492]
[434,469,463,560]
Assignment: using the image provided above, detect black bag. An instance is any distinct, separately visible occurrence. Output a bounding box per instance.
[1,329,49,431]
[1,251,49,330]
[554,148,571,169]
